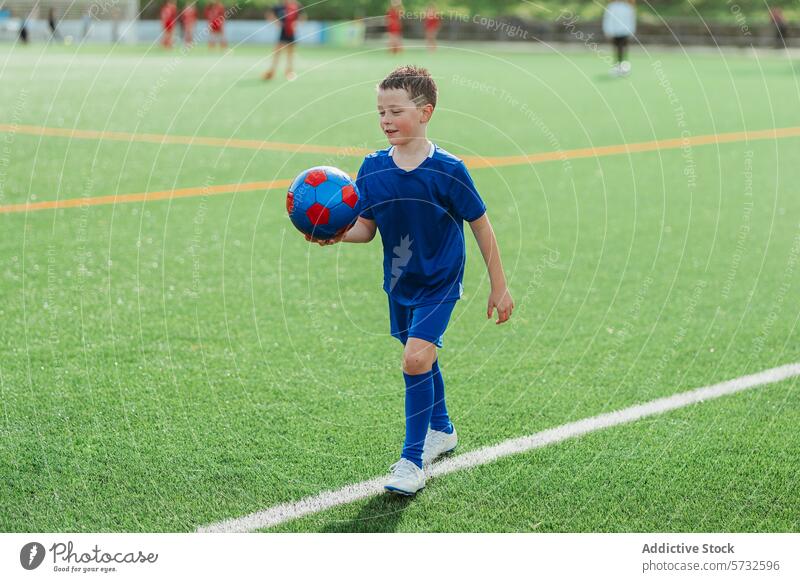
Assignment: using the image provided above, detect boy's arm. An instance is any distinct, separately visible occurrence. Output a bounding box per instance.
[342,217,377,243]
[305,217,376,245]
[469,213,514,324]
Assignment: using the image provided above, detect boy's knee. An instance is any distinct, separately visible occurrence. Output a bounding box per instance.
[402,340,436,375]
[402,354,429,375]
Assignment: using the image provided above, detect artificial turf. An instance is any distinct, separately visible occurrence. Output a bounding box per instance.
[0,42,798,532]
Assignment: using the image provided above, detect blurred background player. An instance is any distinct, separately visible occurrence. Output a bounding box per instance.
[181,2,197,45]
[423,3,440,51]
[111,7,121,43]
[48,8,62,42]
[262,1,302,81]
[205,0,227,48]
[160,0,178,48]
[386,0,403,54]
[81,9,92,41]
[769,7,788,49]
[602,0,637,77]
[18,9,30,44]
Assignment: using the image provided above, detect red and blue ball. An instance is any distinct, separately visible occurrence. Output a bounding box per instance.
[286,166,361,240]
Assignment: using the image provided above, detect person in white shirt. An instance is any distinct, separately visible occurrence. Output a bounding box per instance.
[602,0,637,77]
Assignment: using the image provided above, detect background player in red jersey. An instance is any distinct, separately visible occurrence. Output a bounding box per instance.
[263,1,303,81]
[386,0,403,54]
[160,0,178,48]
[180,2,197,45]
[205,0,227,49]
[423,3,440,51]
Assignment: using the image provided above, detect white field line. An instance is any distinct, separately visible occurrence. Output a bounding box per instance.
[197,362,800,533]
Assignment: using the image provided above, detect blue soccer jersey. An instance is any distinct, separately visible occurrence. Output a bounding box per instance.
[356,142,487,307]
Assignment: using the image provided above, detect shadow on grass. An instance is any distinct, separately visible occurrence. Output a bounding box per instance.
[321,493,414,533]
[592,72,623,83]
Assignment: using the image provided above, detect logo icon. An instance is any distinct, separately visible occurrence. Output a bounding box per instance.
[390,235,413,291]
[20,542,46,570]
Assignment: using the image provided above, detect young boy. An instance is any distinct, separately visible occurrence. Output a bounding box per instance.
[180,2,197,45]
[262,1,303,81]
[204,0,227,49]
[307,65,514,495]
[385,0,403,54]
[160,0,178,49]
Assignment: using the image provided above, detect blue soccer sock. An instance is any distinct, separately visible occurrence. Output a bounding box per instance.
[401,370,434,469]
[430,359,453,434]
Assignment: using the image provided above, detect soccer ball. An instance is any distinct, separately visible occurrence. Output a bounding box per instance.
[286,166,362,240]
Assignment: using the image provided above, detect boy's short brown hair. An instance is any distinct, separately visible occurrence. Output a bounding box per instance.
[378,65,438,109]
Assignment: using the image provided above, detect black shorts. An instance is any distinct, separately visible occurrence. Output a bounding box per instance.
[612,35,629,48]
[279,27,295,43]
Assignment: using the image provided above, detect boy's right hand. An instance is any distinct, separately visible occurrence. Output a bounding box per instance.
[304,232,345,246]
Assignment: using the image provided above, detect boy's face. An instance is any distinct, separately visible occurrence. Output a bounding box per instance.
[377,88,433,147]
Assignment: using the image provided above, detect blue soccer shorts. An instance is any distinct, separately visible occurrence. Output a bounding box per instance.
[388,296,458,348]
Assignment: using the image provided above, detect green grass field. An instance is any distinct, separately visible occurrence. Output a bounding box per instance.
[1,41,798,533]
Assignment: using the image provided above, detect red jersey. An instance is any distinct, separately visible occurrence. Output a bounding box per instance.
[160,3,178,30]
[277,1,300,36]
[386,7,402,34]
[181,4,197,26]
[423,8,439,32]
[205,3,225,32]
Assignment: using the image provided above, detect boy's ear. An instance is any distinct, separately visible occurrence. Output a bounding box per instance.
[419,103,434,123]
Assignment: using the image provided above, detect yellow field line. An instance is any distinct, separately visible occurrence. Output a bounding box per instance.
[4,122,799,168]
[0,179,291,214]
[0,123,373,157]
[460,126,800,168]
[1,126,798,215]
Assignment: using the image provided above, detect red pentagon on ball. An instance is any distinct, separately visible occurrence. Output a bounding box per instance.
[341,185,358,209]
[306,202,330,226]
[286,192,294,215]
[304,170,328,187]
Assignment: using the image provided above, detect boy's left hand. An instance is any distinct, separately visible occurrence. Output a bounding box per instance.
[487,286,514,325]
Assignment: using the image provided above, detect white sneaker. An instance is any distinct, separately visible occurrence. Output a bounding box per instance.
[384,458,425,495]
[422,426,458,465]
[609,64,621,77]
